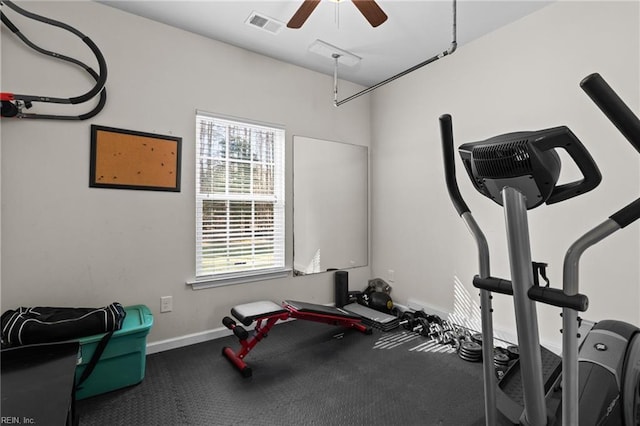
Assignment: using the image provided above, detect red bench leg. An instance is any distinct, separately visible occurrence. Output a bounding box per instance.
[222,346,252,378]
[222,314,289,377]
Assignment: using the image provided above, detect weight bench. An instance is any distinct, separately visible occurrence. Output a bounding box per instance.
[221,300,372,377]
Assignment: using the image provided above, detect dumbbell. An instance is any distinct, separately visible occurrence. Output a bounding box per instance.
[222,316,249,340]
[428,323,444,343]
[399,312,418,331]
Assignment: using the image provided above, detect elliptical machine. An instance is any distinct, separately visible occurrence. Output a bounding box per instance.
[439,73,640,425]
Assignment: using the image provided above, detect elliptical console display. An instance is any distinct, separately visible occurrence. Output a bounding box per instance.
[458,126,601,209]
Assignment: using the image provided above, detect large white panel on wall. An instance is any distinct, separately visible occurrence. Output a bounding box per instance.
[293,136,368,275]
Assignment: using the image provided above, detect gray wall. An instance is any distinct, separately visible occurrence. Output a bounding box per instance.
[2,1,639,353]
[370,1,640,349]
[0,1,372,346]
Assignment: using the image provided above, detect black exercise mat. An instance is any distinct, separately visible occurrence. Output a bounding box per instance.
[77,320,505,425]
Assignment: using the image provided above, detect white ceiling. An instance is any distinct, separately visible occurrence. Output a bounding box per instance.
[99,0,553,87]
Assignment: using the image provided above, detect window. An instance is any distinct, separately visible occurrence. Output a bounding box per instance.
[194,111,285,285]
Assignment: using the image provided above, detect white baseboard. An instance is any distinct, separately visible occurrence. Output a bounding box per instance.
[404,298,450,319]
[146,327,233,355]
[145,317,295,355]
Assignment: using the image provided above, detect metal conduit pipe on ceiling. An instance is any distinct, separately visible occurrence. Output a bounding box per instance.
[334,0,457,107]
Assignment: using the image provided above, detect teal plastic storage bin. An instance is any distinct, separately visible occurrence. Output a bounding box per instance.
[75,304,153,400]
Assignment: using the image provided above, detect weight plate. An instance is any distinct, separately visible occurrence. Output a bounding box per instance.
[471,333,483,345]
[461,341,482,351]
[462,340,481,349]
[459,350,481,358]
[494,353,509,362]
[459,351,482,361]
[506,345,520,359]
[459,353,481,362]
[459,349,482,358]
[494,353,510,367]
[494,347,508,356]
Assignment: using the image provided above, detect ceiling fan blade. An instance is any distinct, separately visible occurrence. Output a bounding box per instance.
[287,0,321,29]
[351,0,388,27]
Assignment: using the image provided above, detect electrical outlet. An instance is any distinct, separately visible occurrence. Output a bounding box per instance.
[160,296,173,313]
[388,269,395,283]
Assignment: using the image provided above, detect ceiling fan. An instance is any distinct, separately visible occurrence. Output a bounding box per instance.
[287,0,388,29]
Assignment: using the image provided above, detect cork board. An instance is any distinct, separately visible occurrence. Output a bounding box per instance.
[90,125,181,192]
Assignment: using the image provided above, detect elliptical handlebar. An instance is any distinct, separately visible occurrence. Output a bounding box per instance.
[581,73,640,154]
[438,113,498,426]
[580,73,640,229]
[561,73,640,426]
[439,114,470,216]
[610,199,640,229]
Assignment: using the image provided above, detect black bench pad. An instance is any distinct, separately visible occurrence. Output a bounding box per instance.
[284,300,360,320]
[230,300,361,327]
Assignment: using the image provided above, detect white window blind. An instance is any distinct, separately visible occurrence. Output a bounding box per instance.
[195,112,285,281]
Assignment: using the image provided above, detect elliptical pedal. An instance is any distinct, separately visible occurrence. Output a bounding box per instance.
[497,345,562,424]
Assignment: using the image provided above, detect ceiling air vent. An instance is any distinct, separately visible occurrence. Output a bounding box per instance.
[245,11,284,35]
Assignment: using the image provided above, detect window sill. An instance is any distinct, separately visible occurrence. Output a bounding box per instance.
[186,268,291,290]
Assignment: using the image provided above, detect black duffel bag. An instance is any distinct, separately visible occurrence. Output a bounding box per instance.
[1,302,126,348]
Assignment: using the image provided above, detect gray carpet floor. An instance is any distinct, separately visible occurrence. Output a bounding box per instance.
[77,320,503,425]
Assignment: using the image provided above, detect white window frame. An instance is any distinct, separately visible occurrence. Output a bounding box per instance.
[189,111,287,289]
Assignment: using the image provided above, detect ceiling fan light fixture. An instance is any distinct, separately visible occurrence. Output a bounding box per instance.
[308,39,361,67]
